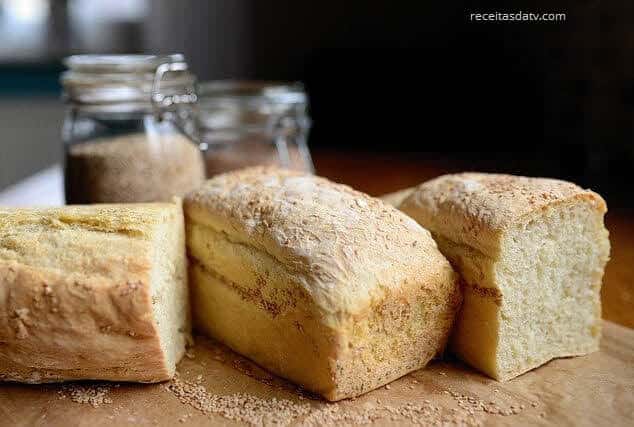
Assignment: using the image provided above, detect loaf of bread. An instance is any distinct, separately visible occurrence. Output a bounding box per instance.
[399,173,610,381]
[184,167,462,401]
[0,203,190,383]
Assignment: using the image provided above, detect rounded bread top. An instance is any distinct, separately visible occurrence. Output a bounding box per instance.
[400,172,607,255]
[184,167,456,316]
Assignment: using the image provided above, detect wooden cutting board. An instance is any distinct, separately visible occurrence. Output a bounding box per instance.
[0,321,632,426]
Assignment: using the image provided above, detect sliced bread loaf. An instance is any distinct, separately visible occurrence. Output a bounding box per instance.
[400,173,610,380]
[0,203,190,383]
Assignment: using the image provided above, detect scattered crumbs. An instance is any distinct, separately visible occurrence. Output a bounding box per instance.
[305,398,483,426]
[443,388,528,419]
[160,344,543,427]
[164,373,535,427]
[59,384,113,408]
[164,373,311,426]
[178,414,193,423]
[303,403,384,426]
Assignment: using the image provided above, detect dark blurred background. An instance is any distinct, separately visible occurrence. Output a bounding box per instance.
[0,0,632,205]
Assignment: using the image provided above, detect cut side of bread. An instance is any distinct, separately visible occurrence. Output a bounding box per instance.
[184,167,462,401]
[0,203,190,383]
[400,173,610,381]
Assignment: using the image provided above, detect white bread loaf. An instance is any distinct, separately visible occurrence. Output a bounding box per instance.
[0,203,190,383]
[184,167,462,401]
[399,173,610,381]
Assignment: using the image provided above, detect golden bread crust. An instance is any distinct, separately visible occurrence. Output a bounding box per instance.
[0,203,188,383]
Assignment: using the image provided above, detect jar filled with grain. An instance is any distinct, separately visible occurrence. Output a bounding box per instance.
[197,81,313,177]
[61,54,205,204]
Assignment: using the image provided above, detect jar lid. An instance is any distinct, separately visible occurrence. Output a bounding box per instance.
[64,54,184,73]
[197,81,307,130]
[199,80,306,105]
[61,54,195,110]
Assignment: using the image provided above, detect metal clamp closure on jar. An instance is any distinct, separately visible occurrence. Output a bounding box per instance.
[151,61,198,121]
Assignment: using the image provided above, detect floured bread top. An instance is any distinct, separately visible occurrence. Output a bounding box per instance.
[184,167,455,316]
[400,173,607,255]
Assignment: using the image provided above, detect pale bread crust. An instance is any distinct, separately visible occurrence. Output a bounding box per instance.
[184,167,462,400]
[400,172,607,257]
[0,203,189,383]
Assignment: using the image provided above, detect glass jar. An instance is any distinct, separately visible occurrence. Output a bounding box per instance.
[61,54,205,204]
[197,81,313,177]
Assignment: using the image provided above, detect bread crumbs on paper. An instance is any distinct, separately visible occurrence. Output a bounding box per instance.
[163,370,531,426]
[59,384,113,408]
[178,414,193,423]
[164,373,311,426]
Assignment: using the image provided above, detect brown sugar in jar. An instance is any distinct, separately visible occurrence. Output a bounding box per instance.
[65,133,205,204]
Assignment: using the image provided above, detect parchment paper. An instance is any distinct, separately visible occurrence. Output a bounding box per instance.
[0,321,631,427]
